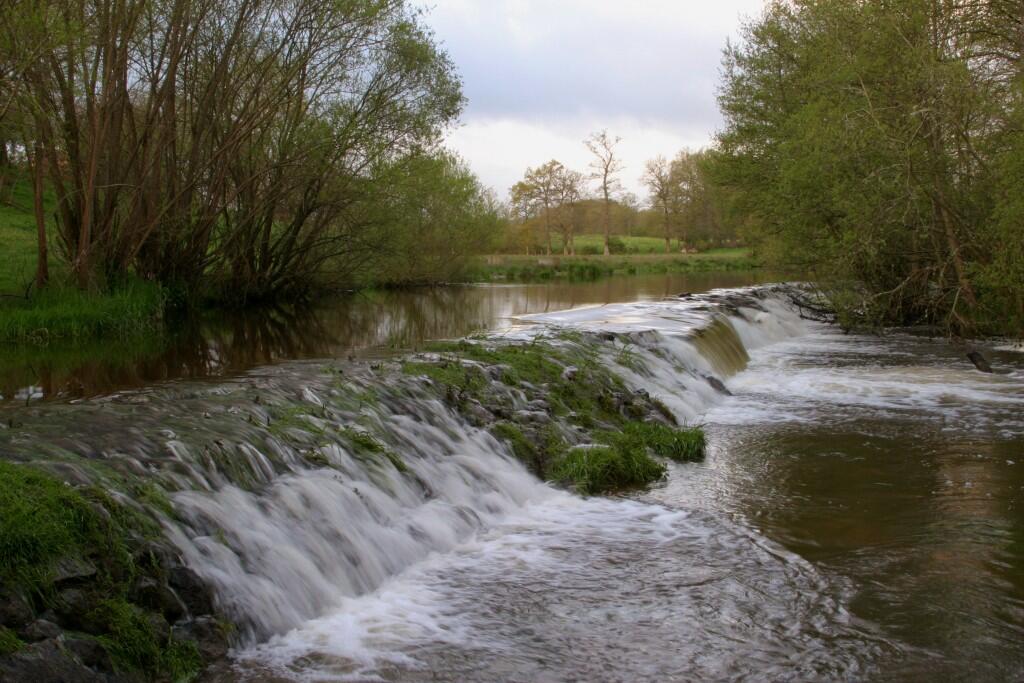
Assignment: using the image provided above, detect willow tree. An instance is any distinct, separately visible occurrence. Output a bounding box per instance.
[2,0,463,299]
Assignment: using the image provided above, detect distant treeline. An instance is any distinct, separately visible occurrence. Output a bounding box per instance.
[0,0,499,304]
[710,0,1024,336]
[503,135,743,257]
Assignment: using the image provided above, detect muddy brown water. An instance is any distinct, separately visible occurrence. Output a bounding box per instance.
[1,276,1022,682]
[0,272,773,404]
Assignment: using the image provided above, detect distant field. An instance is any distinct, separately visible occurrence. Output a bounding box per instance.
[557,234,688,255]
[472,246,759,283]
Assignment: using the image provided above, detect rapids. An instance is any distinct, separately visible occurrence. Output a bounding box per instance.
[3,283,1022,681]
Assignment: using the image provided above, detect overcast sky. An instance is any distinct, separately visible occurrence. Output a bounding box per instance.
[422,0,766,201]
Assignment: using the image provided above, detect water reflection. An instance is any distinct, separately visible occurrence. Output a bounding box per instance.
[0,272,774,403]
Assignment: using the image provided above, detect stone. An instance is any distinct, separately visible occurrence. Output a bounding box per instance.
[131,577,186,622]
[19,619,62,642]
[63,636,114,672]
[172,616,229,661]
[967,350,994,373]
[167,566,214,616]
[54,588,98,632]
[561,366,579,382]
[0,589,34,628]
[512,410,550,426]
[51,556,97,585]
[0,639,104,683]
[704,375,732,396]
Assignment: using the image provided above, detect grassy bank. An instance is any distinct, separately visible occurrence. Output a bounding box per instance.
[0,460,210,681]
[1,175,166,344]
[2,171,757,346]
[468,247,758,282]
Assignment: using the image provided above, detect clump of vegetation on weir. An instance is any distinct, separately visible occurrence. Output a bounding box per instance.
[402,336,707,494]
[0,461,223,681]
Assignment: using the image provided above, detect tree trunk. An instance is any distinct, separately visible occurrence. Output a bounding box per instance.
[664,207,671,253]
[32,141,49,289]
[602,188,611,256]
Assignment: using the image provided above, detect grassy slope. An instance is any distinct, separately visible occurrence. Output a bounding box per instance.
[0,175,165,343]
[0,174,48,295]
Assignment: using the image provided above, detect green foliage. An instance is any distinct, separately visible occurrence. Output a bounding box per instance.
[362,152,501,287]
[0,462,202,680]
[617,422,706,462]
[711,0,1024,335]
[0,627,23,656]
[0,462,129,593]
[476,248,758,283]
[551,443,665,495]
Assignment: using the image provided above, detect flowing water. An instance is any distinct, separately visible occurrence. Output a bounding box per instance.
[1,277,1022,682]
[0,271,774,404]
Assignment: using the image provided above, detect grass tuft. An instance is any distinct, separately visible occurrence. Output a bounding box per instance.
[551,443,665,495]
[0,627,23,655]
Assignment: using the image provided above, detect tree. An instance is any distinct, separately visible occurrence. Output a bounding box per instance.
[585,130,623,256]
[1,0,463,299]
[555,168,585,255]
[642,156,675,253]
[710,0,1024,335]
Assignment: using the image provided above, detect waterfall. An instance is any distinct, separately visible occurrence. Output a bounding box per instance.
[3,285,812,648]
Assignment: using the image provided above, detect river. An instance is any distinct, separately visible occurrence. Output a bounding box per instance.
[1,275,1021,682]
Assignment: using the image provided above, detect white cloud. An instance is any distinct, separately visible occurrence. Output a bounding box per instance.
[423,0,767,199]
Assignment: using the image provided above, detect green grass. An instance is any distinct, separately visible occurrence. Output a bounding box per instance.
[616,422,707,462]
[0,461,132,593]
[0,171,54,295]
[0,627,23,655]
[469,246,758,282]
[0,279,166,344]
[551,443,666,495]
[0,461,203,679]
[0,173,166,344]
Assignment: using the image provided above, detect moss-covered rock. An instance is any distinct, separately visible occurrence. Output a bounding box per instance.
[0,461,224,682]
[403,336,707,495]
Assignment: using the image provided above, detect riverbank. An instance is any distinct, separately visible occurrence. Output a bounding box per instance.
[468,248,757,282]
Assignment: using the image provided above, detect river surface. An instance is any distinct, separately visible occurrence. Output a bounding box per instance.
[0,272,772,404]
[2,276,1022,682]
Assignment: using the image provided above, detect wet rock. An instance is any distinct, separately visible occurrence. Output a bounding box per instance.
[19,619,62,642]
[967,350,993,373]
[459,399,494,426]
[131,577,186,623]
[167,567,214,616]
[525,399,551,413]
[0,639,104,683]
[486,364,514,383]
[172,616,229,661]
[52,556,97,585]
[54,588,98,632]
[64,636,113,672]
[0,589,34,628]
[512,410,550,426]
[704,375,732,396]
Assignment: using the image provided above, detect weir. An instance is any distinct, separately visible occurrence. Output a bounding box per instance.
[0,286,812,652]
